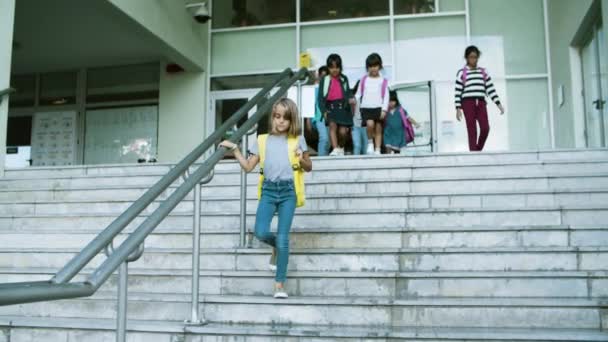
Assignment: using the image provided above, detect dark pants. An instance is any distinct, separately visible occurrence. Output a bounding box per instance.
[462,98,490,151]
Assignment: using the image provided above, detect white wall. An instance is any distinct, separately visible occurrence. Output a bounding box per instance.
[157,64,207,162]
[0,0,16,175]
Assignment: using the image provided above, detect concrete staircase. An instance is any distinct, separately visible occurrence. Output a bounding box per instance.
[0,149,607,341]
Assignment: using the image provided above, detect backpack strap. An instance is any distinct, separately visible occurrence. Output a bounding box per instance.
[360,75,367,100]
[480,67,488,82]
[322,75,331,97]
[461,66,488,83]
[460,66,468,83]
[257,134,268,174]
[381,78,389,100]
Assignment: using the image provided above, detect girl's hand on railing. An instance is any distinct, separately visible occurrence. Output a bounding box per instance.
[219,140,238,151]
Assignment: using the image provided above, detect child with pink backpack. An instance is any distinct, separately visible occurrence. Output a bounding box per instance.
[355,53,390,155]
[384,91,420,154]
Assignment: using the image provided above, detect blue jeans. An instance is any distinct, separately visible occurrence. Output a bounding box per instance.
[313,119,330,156]
[351,126,368,155]
[254,179,297,283]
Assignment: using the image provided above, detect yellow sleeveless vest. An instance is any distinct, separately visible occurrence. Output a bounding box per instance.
[257,134,306,207]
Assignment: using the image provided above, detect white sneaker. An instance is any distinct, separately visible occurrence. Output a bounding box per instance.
[366,144,374,155]
[273,285,288,299]
[268,247,277,271]
[330,148,345,156]
[374,149,381,155]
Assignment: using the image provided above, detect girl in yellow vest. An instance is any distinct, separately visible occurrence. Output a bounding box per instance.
[220,98,312,299]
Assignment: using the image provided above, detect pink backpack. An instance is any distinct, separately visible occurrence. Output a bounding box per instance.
[360,75,388,101]
[398,107,415,144]
[461,66,488,83]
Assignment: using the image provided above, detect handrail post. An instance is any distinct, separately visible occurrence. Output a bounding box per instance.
[105,240,144,342]
[187,182,204,324]
[239,135,248,247]
[116,262,128,342]
[239,125,258,248]
[186,170,213,325]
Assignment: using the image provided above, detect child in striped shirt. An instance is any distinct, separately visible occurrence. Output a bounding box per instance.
[455,45,505,151]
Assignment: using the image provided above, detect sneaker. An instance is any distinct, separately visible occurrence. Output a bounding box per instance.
[366,143,374,155]
[268,247,277,271]
[329,149,339,156]
[336,148,345,156]
[273,284,288,299]
[374,149,381,155]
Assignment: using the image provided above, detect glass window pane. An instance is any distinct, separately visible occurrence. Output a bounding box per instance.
[302,21,391,79]
[506,78,551,150]
[211,28,296,75]
[395,16,466,81]
[39,72,77,106]
[7,116,32,146]
[470,0,547,75]
[9,74,35,108]
[395,0,435,15]
[212,0,295,29]
[84,106,158,164]
[438,0,465,12]
[301,0,388,21]
[87,63,159,103]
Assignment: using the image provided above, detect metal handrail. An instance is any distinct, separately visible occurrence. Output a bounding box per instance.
[0,67,307,306]
[0,87,15,105]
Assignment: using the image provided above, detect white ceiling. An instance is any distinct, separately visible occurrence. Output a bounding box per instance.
[11,0,165,74]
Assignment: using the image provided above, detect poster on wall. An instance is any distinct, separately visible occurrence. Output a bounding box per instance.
[84,105,158,165]
[30,111,77,167]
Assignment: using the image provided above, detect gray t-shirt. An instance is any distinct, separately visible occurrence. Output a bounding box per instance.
[250,134,308,181]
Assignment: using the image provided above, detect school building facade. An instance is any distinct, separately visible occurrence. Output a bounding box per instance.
[1,0,607,173]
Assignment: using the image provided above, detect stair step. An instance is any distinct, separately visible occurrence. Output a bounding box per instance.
[0,295,605,329]
[1,227,607,249]
[1,246,606,272]
[1,316,607,341]
[5,268,606,299]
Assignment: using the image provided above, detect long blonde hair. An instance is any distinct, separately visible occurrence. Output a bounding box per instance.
[269,97,300,137]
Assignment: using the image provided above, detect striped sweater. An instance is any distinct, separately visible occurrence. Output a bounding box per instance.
[454,67,501,109]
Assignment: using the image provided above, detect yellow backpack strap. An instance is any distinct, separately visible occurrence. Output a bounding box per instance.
[287,135,306,207]
[258,134,268,173]
[257,134,268,200]
[287,136,300,170]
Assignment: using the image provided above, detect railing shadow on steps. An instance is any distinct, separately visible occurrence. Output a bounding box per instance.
[0,68,308,336]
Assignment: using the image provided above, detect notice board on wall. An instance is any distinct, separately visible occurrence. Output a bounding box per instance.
[30,111,77,166]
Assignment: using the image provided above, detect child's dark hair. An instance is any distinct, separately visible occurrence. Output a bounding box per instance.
[464,45,481,58]
[318,66,329,77]
[389,90,400,107]
[366,53,383,69]
[326,54,343,70]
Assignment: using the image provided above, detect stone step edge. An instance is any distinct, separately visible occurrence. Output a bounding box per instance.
[3,187,608,205]
[5,225,607,235]
[4,155,608,180]
[2,168,608,188]
[2,205,607,219]
[2,171,608,192]
[4,292,604,307]
[1,246,606,254]
[3,267,607,279]
[1,315,607,340]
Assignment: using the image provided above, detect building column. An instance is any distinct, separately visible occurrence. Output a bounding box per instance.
[0,0,16,176]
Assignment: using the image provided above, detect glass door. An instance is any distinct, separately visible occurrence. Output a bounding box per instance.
[391,81,437,152]
[210,89,259,157]
[582,22,607,148]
